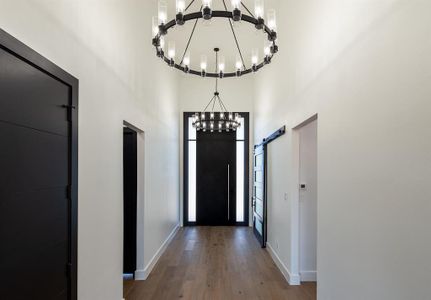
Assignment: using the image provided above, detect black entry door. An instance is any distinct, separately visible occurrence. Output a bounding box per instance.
[0,30,78,299]
[196,131,236,225]
[123,128,137,275]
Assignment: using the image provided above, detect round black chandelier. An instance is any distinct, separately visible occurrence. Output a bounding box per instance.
[192,48,242,132]
[152,0,279,78]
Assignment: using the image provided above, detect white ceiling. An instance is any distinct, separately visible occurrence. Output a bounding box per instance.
[161,0,279,72]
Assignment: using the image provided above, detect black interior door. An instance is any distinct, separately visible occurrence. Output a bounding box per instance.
[123,128,137,275]
[196,131,236,225]
[253,144,267,247]
[0,31,77,299]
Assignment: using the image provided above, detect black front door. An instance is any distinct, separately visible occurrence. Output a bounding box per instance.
[0,30,78,299]
[196,131,236,225]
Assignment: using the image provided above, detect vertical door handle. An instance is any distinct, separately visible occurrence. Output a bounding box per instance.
[227,164,230,220]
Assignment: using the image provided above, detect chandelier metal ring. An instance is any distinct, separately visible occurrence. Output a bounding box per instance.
[152,0,279,78]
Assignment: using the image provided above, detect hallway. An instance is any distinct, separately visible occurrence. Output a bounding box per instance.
[124,227,316,300]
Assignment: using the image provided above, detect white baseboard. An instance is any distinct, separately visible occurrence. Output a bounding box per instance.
[134,224,180,280]
[266,242,301,285]
[300,270,317,282]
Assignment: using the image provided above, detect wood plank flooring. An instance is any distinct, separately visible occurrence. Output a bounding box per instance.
[124,227,316,300]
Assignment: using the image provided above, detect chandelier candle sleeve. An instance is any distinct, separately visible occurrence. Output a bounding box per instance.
[183,52,191,66]
[168,41,176,59]
[219,56,225,73]
[176,0,185,13]
[152,16,159,37]
[200,55,208,76]
[159,36,165,50]
[231,0,241,9]
[251,49,259,65]
[158,0,168,24]
[267,9,277,31]
[255,0,264,19]
[264,41,271,56]
[202,0,212,8]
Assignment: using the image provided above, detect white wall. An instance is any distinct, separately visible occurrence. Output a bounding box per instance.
[0,1,180,299]
[298,119,317,282]
[254,0,431,299]
[179,75,255,225]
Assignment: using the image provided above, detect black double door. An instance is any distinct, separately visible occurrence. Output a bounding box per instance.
[196,131,236,225]
[0,31,77,299]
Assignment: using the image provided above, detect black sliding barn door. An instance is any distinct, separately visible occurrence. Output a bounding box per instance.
[253,144,267,247]
[196,131,236,225]
[123,128,137,275]
[0,30,78,299]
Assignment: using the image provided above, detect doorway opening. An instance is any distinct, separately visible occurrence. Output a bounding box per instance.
[123,126,138,296]
[183,112,249,226]
[294,116,318,283]
[122,122,145,297]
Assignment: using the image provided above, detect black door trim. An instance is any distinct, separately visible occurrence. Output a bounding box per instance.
[0,29,79,299]
[183,112,249,227]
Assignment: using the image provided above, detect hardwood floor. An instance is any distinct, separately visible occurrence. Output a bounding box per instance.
[124,227,316,300]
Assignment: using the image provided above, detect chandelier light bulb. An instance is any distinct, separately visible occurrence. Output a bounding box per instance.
[255,0,264,19]
[202,0,212,8]
[235,56,242,70]
[158,0,168,24]
[251,48,259,65]
[264,41,271,56]
[183,53,191,66]
[267,9,277,31]
[229,113,233,120]
[210,112,215,120]
[203,122,207,128]
[201,112,205,120]
[176,0,185,13]
[152,16,159,37]
[200,55,208,71]
[231,0,241,9]
[159,36,165,50]
[218,56,225,73]
[220,112,225,119]
[168,41,176,59]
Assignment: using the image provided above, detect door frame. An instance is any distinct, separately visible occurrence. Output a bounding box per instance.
[183,112,249,226]
[292,114,318,284]
[123,127,138,275]
[0,29,79,299]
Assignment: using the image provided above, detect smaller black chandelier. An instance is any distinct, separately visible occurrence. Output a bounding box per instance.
[152,0,279,78]
[193,48,242,132]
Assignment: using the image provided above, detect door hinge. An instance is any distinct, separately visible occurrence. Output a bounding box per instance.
[66,263,72,277]
[62,104,76,122]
